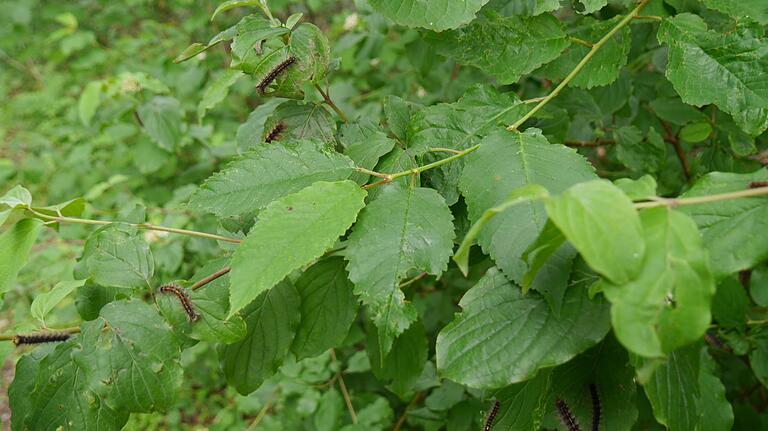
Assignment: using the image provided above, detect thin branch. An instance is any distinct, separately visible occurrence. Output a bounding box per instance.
[522,96,547,104]
[363,144,481,190]
[331,349,357,424]
[507,0,651,131]
[428,147,463,155]
[315,84,348,123]
[660,121,691,181]
[633,15,663,21]
[634,186,768,210]
[27,208,242,244]
[392,392,424,431]
[190,267,231,290]
[569,36,593,48]
[355,167,391,179]
[398,272,427,288]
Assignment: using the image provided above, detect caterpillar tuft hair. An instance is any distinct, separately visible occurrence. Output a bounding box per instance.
[13,332,71,346]
[589,384,601,431]
[265,122,287,143]
[159,284,199,322]
[556,398,582,431]
[484,401,500,431]
[257,56,297,94]
[749,181,768,189]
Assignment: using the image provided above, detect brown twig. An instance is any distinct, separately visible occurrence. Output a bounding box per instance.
[392,392,424,431]
[190,267,231,290]
[330,349,357,424]
[660,121,691,181]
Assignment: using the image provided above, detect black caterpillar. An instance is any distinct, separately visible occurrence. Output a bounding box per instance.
[749,181,768,189]
[257,56,297,93]
[14,332,71,346]
[265,122,287,143]
[159,284,199,322]
[589,384,601,431]
[484,401,500,431]
[556,398,582,431]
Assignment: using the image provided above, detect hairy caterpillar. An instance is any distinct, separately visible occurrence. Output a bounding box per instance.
[257,56,297,94]
[159,284,199,322]
[749,181,768,189]
[13,332,71,346]
[556,398,582,431]
[484,401,500,431]
[265,122,287,143]
[589,384,601,431]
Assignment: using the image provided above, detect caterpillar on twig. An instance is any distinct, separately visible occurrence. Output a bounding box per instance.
[265,122,287,143]
[556,398,582,431]
[13,332,71,346]
[483,401,500,431]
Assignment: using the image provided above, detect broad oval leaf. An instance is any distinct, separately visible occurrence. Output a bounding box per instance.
[436,268,610,389]
[459,129,596,282]
[189,139,355,217]
[81,224,154,290]
[368,0,492,31]
[229,180,366,316]
[221,280,300,395]
[544,179,645,285]
[0,219,41,298]
[346,186,454,356]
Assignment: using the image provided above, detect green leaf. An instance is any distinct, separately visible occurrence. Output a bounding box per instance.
[520,222,577,316]
[291,257,358,360]
[578,0,606,13]
[494,335,638,431]
[409,85,527,204]
[262,101,338,144]
[658,14,768,136]
[545,179,645,285]
[538,16,631,88]
[436,268,610,389]
[221,280,300,394]
[679,169,768,277]
[75,282,117,321]
[486,0,562,16]
[81,224,154,290]
[137,96,183,151]
[30,280,85,324]
[19,300,182,430]
[340,120,396,185]
[345,187,454,356]
[78,80,102,126]
[0,184,32,208]
[459,129,596,282]
[229,181,366,317]
[616,126,667,173]
[603,207,714,357]
[367,0,492,31]
[680,122,713,143]
[174,25,238,63]
[187,262,247,344]
[711,277,749,330]
[189,140,355,217]
[0,219,42,298]
[211,0,260,20]
[614,175,658,201]
[368,320,428,399]
[230,16,290,70]
[701,0,768,25]
[454,184,550,276]
[636,344,733,431]
[424,12,569,84]
[197,70,244,122]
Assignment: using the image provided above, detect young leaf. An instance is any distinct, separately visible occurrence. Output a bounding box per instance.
[291,257,358,360]
[345,187,454,357]
[221,280,301,395]
[339,120,396,185]
[0,219,42,298]
[81,224,154,290]
[424,12,569,84]
[436,268,610,389]
[229,180,366,316]
[136,96,184,151]
[459,129,596,282]
[30,280,85,325]
[603,207,714,357]
[367,0,492,31]
[545,179,645,285]
[197,69,244,122]
[189,140,355,217]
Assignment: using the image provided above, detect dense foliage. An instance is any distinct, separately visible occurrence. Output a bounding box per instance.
[2,0,768,429]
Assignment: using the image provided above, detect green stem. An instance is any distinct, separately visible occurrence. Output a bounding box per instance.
[634,186,768,210]
[257,0,275,21]
[507,0,651,131]
[315,84,348,123]
[28,209,242,244]
[363,144,481,190]
[0,326,81,342]
[429,147,463,155]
